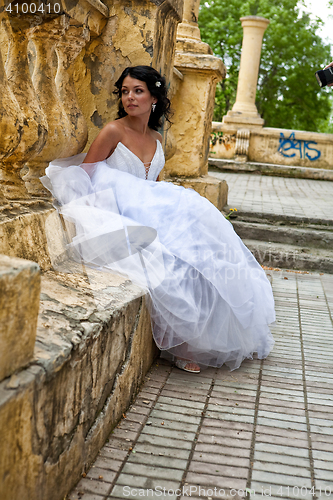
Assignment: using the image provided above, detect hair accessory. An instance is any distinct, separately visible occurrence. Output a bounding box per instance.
[155,81,161,87]
[152,103,156,112]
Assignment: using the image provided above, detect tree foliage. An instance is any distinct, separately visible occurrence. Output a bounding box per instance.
[199,0,333,132]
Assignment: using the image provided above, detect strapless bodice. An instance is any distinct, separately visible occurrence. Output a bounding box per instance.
[105,140,164,181]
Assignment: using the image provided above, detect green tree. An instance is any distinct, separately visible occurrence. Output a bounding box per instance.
[199,0,332,132]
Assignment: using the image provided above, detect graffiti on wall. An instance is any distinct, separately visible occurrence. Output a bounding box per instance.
[278,132,321,161]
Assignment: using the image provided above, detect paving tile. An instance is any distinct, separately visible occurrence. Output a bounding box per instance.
[314,468,333,481]
[110,480,180,499]
[257,410,306,424]
[149,409,201,425]
[113,474,180,490]
[256,416,307,432]
[157,396,205,410]
[191,451,250,468]
[154,401,203,416]
[254,442,309,458]
[188,461,248,479]
[141,424,196,441]
[86,467,117,484]
[121,462,184,481]
[195,443,250,458]
[111,429,139,441]
[197,434,251,449]
[100,447,129,460]
[255,433,308,449]
[184,472,247,490]
[137,433,193,450]
[133,442,191,460]
[201,418,254,432]
[198,427,252,441]
[160,389,207,403]
[127,451,188,470]
[73,477,112,496]
[252,460,311,478]
[144,416,198,433]
[93,456,124,473]
[251,470,312,488]
[115,420,142,432]
[250,482,314,500]
[68,493,105,500]
[105,437,134,451]
[253,451,309,467]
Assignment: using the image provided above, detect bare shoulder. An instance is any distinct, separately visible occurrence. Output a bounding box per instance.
[151,130,163,144]
[102,120,124,141]
[84,120,124,163]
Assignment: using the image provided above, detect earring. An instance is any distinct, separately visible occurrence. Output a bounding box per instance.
[152,103,156,112]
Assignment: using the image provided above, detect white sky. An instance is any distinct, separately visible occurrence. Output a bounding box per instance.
[299,0,333,46]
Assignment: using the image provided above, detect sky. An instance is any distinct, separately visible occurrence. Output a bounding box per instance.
[299,0,333,46]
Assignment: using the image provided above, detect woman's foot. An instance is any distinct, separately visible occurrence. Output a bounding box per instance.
[175,358,201,373]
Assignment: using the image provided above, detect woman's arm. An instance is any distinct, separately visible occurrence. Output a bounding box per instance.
[83,122,123,163]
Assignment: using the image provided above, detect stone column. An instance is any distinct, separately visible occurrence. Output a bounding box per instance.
[222,16,270,131]
[164,0,228,210]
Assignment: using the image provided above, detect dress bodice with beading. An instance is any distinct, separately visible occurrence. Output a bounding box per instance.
[105,140,164,181]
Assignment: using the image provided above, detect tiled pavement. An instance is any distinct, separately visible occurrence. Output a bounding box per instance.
[68,172,333,500]
[210,171,333,221]
[68,269,333,500]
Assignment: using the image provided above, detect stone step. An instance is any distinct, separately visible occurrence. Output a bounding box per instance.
[243,238,333,274]
[231,220,333,250]
[209,158,333,181]
[225,208,333,227]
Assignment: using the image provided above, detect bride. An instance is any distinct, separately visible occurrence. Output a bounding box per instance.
[42,65,275,373]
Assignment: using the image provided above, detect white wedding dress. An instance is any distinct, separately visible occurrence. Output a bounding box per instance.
[41,139,275,370]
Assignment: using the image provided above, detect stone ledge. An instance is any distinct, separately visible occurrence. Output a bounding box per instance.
[0,265,157,500]
[0,254,40,381]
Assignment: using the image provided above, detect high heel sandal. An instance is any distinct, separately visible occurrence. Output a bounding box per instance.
[175,358,201,373]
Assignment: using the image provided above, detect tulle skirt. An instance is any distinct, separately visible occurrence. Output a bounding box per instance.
[41,157,275,370]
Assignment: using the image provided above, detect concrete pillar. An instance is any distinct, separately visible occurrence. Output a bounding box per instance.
[164,0,228,210]
[222,16,270,131]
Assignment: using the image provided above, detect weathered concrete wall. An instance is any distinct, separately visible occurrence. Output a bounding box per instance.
[250,127,333,168]
[74,0,183,150]
[0,0,183,199]
[210,124,333,169]
[0,267,156,500]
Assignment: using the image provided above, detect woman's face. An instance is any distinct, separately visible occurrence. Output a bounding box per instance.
[121,75,157,116]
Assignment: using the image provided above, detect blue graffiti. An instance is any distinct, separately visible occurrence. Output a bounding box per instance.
[278,132,321,161]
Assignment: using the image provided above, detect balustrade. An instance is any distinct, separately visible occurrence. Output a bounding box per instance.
[0,36,24,205]
[55,22,90,158]
[0,2,102,204]
[1,15,48,200]
[23,14,71,197]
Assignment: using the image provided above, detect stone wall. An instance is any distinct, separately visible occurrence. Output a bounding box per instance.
[0,260,156,500]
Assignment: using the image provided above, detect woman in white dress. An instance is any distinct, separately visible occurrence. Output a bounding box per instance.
[42,66,275,373]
